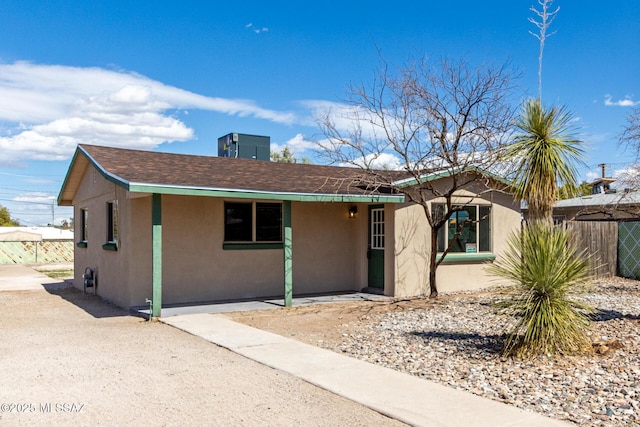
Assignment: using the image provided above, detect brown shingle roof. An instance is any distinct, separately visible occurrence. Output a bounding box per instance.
[65,144,405,202]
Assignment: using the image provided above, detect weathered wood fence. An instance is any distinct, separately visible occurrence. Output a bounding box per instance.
[565,221,618,278]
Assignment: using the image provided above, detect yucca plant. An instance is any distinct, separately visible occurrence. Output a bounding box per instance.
[504,99,585,225]
[488,224,595,358]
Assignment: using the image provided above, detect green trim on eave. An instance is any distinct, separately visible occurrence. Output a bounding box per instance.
[393,166,513,189]
[437,253,496,263]
[76,241,88,248]
[102,242,118,251]
[79,146,132,191]
[128,183,405,203]
[57,149,81,206]
[223,243,283,250]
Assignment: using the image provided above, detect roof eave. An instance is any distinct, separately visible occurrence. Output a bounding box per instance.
[128,182,405,203]
[392,165,513,188]
[59,145,405,205]
[57,145,131,206]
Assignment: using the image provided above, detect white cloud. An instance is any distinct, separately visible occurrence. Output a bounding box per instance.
[270,133,316,154]
[604,94,639,107]
[612,166,640,189]
[341,152,403,170]
[245,23,269,34]
[585,171,599,181]
[0,62,297,165]
[14,192,55,204]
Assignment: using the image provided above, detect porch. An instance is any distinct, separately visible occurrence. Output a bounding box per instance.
[131,290,390,319]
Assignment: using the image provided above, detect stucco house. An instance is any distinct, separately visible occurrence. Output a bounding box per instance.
[58,144,521,316]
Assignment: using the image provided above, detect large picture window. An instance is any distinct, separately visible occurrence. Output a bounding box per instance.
[224,202,282,243]
[435,204,491,253]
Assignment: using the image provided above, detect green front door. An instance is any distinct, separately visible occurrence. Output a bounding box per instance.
[367,206,385,289]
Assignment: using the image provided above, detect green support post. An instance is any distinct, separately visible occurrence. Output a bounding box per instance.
[151,193,162,318]
[283,200,293,307]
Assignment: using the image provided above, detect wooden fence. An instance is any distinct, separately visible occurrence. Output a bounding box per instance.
[565,221,618,278]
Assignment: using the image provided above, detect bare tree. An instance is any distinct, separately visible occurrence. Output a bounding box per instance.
[317,57,518,297]
[529,0,560,101]
[621,106,640,161]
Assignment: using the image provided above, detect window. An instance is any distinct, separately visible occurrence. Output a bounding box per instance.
[103,201,118,251]
[436,204,491,253]
[370,208,385,249]
[77,208,88,248]
[224,202,282,243]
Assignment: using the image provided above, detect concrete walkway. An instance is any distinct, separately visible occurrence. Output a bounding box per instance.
[0,264,72,291]
[162,313,570,427]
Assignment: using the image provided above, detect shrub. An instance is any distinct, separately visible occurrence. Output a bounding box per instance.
[487,224,595,358]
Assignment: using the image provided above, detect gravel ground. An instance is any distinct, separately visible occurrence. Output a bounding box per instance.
[326,277,640,427]
[0,285,405,427]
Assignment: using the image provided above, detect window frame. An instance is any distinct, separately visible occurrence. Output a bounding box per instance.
[103,200,119,251]
[77,208,89,248]
[434,203,492,257]
[223,201,283,249]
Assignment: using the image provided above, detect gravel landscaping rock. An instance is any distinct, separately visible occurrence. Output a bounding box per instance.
[326,277,640,427]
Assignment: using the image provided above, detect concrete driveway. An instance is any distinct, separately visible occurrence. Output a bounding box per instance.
[0,264,72,291]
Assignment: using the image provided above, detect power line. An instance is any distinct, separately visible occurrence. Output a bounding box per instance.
[0,198,56,205]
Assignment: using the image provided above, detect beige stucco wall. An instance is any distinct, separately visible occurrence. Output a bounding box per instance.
[73,164,370,309]
[71,163,520,308]
[394,188,521,297]
[72,167,132,308]
[155,197,367,305]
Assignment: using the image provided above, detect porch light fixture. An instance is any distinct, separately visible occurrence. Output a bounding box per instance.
[348,206,358,219]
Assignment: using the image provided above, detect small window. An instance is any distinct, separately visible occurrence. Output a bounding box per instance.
[224,201,282,243]
[107,201,118,243]
[77,208,89,248]
[370,208,385,249]
[81,208,88,241]
[436,204,491,253]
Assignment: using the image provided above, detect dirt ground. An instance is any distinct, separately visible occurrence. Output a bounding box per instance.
[0,284,405,426]
[227,296,454,348]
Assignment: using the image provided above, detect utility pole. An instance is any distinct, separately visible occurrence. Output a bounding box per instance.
[51,199,55,227]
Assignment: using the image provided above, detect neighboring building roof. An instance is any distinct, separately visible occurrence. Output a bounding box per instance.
[58,144,407,205]
[0,227,74,241]
[554,190,640,209]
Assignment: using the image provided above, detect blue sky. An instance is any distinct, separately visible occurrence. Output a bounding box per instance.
[0,1,638,226]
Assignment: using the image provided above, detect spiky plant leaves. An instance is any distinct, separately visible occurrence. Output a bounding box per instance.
[488,224,595,358]
[505,99,585,225]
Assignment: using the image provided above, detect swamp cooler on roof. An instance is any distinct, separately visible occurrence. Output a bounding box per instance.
[217,133,270,161]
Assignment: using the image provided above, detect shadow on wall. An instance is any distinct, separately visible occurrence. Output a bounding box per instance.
[395,208,430,297]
